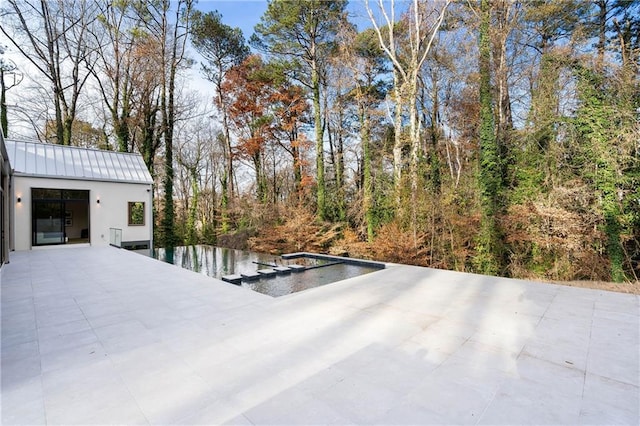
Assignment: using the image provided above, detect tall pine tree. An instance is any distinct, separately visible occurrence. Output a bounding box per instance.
[251,0,348,220]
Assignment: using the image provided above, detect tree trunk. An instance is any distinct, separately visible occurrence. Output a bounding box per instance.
[160,0,192,247]
[361,108,374,242]
[185,167,199,245]
[595,0,607,69]
[392,75,404,206]
[291,129,302,195]
[474,0,504,276]
[312,54,325,220]
[115,76,132,152]
[217,83,233,233]
[161,74,175,247]
[408,69,420,246]
[219,170,230,233]
[493,0,514,187]
[217,82,235,198]
[335,88,345,220]
[253,151,267,203]
[0,68,7,137]
[427,70,441,193]
[161,3,176,248]
[141,100,158,175]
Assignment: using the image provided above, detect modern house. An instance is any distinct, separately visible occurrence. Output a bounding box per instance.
[3,138,153,253]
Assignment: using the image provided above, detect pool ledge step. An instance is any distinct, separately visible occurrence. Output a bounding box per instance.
[288,264,306,272]
[257,269,277,277]
[241,272,261,281]
[221,274,242,284]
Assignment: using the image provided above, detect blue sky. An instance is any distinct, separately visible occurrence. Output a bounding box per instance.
[185,1,407,103]
[195,0,269,41]
[193,0,400,41]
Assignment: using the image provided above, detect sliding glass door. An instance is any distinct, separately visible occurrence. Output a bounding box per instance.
[32,189,89,246]
[33,200,65,245]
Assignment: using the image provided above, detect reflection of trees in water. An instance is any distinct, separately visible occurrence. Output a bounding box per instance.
[154,245,380,296]
[246,263,379,297]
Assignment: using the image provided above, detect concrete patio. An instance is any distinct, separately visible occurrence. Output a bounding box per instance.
[1,246,638,425]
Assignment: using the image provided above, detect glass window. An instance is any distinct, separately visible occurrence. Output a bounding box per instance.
[63,190,89,201]
[128,202,145,226]
[32,188,62,200]
[32,189,89,201]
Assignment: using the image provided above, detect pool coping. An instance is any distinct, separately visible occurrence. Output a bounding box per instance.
[281,251,386,269]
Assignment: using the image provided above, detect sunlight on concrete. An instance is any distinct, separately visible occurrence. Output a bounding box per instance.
[2,246,638,424]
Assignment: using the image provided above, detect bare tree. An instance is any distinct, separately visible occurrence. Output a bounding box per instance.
[0,45,23,137]
[134,0,194,247]
[366,0,451,239]
[129,34,163,175]
[89,0,143,152]
[176,124,206,245]
[1,0,99,144]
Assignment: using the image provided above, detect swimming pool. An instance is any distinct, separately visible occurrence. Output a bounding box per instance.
[152,245,384,297]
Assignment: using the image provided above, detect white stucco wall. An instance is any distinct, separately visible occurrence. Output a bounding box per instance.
[12,176,153,251]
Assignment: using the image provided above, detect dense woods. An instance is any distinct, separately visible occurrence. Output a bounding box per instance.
[1,0,638,283]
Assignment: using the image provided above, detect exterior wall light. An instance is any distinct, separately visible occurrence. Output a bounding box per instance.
[17,197,21,203]
[97,198,100,204]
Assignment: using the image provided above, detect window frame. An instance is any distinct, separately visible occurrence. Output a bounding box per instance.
[127,201,145,226]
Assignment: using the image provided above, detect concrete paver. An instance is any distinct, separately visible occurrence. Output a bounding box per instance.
[1,246,639,425]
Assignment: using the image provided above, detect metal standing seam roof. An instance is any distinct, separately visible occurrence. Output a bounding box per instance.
[5,139,153,184]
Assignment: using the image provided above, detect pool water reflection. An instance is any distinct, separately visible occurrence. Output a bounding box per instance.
[152,245,382,297]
